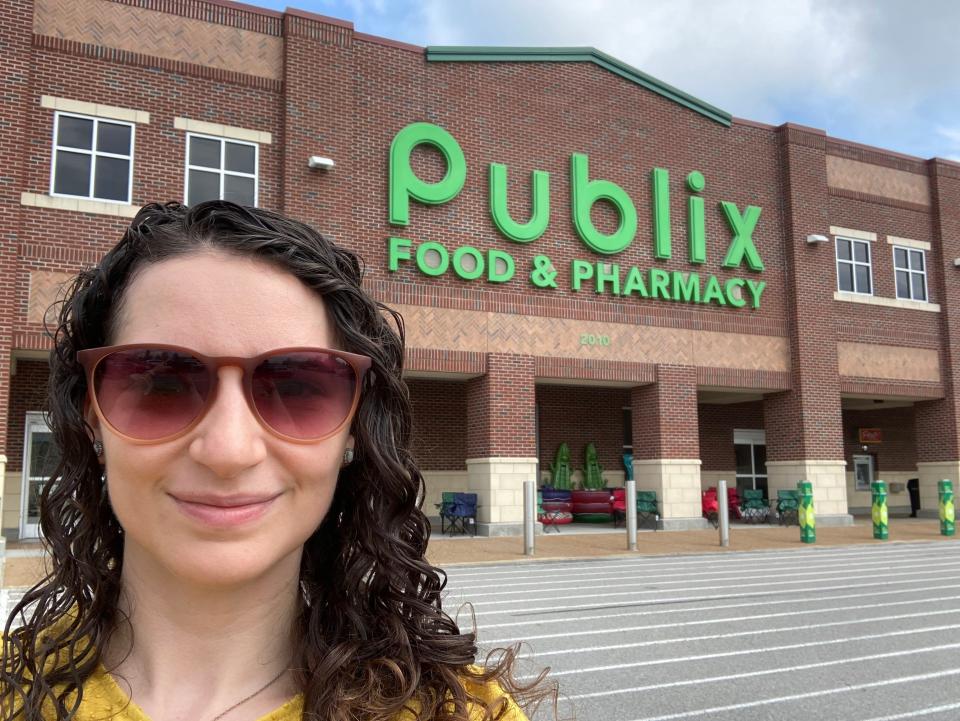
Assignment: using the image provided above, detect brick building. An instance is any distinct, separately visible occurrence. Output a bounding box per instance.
[2,0,959,539]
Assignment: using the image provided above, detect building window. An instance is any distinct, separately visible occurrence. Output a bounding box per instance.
[185,134,258,207]
[893,246,927,301]
[51,112,134,203]
[836,237,872,294]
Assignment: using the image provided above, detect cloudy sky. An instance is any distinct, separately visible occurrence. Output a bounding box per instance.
[254,0,960,160]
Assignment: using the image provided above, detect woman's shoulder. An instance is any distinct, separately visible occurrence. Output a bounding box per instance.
[391,667,529,721]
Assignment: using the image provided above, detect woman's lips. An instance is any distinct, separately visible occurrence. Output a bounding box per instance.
[171,494,279,528]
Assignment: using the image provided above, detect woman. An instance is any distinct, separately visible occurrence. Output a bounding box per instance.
[1,201,553,721]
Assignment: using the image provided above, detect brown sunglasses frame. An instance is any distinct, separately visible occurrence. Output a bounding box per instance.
[77,343,373,445]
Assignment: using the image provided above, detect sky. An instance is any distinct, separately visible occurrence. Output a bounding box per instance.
[253,0,960,160]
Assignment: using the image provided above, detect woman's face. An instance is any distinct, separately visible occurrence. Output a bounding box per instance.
[88,251,353,588]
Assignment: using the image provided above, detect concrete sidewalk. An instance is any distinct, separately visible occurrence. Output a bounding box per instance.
[425,517,960,566]
[3,518,957,588]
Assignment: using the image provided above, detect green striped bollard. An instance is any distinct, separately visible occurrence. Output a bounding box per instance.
[797,480,815,544]
[872,480,889,540]
[938,480,955,537]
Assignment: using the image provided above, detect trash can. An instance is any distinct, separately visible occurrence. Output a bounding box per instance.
[907,478,920,518]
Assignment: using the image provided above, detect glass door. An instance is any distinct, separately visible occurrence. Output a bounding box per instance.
[734,429,767,495]
[20,412,61,539]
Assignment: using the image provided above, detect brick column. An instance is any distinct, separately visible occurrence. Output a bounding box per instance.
[465,353,537,536]
[631,364,705,530]
[0,1,33,553]
[914,160,960,515]
[764,124,850,525]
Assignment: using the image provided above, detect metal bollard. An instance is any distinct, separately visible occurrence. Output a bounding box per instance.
[872,480,889,540]
[939,479,955,537]
[797,480,815,544]
[625,480,638,551]
[523,480,536,556]
[717,479,730,547]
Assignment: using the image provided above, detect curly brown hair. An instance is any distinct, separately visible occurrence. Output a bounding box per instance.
[0,201,556,721]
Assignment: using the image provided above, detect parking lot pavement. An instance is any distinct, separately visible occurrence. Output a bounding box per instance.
[442,541,960,721]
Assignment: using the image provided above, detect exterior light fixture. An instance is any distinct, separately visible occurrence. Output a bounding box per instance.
[308,156,335,170]
[806,234,829,244]
[953,258,960,267]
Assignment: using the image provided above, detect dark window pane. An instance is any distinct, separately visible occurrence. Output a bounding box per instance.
[622,408,632,448]
[57,116,93,149]
[225,142,255,174]
[894,247,908,268]
[189,136,221,168]
[736,476,754,494]
[223,174,255,206]
[755,477,768,496]
[735,444,752,475]
[855,264,871,293]
[97,122,131,155]
[910,250,924,271]
[836,239,851,261]
[187,169,220,205]
[853,241,869,263]
[912,273,926,301]
[838,262,854,292]
[30,432,61,478]
[54,151,91,196]
[896,270,910,298]
[93,156,129,201]
[753,444,767,474]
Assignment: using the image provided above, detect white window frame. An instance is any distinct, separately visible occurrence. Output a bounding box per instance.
[183,132,259,207]
[49,111,135,205]
[20,412,58,540]
[835,235,873,295]
[892,245,928,302]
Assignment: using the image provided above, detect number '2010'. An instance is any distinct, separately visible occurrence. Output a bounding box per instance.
[579,334,610,346]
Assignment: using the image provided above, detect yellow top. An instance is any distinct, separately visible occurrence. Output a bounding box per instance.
[29,663,529,721]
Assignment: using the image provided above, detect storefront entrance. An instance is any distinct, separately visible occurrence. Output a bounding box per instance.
[734,428,767,495]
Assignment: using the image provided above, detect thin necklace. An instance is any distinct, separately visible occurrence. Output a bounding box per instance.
[208,667,289,721]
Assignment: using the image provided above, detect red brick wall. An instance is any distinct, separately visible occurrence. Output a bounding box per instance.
[763,126,844,462]
[0,1,34,452]
[2,0,958,481]
[465,354,536,457]
[698,401,764,470]
[407,378,467,470]
[536,385,630,474]
[5,360,49,473]
[631,365,699,459]
[842,406,916,472]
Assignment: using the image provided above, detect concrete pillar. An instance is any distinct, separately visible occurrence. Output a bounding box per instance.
[631,365,706,530]
[465,354,537,535]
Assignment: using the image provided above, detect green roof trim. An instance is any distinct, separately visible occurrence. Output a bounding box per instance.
[425,46,732,127]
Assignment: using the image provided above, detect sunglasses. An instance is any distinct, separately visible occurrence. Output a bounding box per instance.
[77,344,372,444]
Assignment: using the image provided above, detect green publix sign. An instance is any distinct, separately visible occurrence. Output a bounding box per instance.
[386,122,766,309]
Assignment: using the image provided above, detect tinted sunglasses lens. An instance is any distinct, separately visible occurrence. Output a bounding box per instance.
[93,349,210,440]
[252,351,357,440]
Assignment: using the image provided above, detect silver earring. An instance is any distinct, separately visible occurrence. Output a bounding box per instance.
[93,440,104,457]
[343,448,354,464]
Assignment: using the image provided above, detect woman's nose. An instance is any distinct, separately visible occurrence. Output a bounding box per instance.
[187,367,268,478]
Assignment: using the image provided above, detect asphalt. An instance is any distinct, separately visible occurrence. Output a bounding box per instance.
[443,539,960,721]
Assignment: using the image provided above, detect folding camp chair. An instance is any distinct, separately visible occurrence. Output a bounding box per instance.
[739,489,770,524]
[446,492,478,536]
[636,490,660,530]
[435,491,457,534]
[776,490,800,526]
